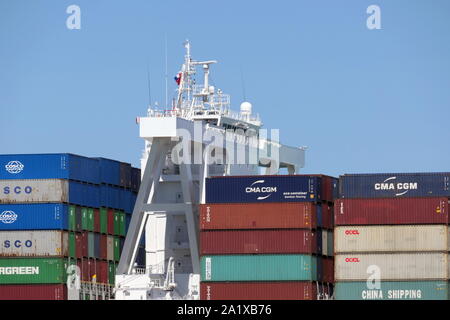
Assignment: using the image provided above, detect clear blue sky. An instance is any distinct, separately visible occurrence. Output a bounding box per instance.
[1,0,449,177]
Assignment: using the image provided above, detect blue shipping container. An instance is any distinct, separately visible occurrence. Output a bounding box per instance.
[95,158,121,186]
[0,204,68,230]
[205,175,322,203]
[100,185,121,210]
[339,173,450,199]
[67,181,100,208]
[0,154,100,185]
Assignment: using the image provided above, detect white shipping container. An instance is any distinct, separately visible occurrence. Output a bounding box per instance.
[335,225,449,253]
[0,179,68,203]
[107,235,114,261]
[322,231,328,256]
[0,230,69,257]
[335,253,448,281]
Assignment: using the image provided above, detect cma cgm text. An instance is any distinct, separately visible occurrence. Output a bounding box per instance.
[374,183,418,191]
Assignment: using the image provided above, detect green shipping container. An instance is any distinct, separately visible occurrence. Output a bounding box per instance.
[201,255,317,282]
[100,208,108,234]
[113,211,121,236]
[87,208,95,232]
[68,206,76,231]
[119,212,126,236]
[335,281,449,300]
[81,208,89,230]
[108,261,116,285]
[0,258,74,284]
[113,237,121,261]
[69,232,76,258]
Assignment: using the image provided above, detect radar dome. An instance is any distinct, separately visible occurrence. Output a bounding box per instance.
[240,102,252,115]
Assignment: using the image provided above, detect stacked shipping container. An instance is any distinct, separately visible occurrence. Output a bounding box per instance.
[0,154,141,300]
[334,173,450,300]
[200,175,337,300]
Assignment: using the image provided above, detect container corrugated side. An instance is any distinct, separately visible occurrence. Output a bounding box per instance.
[0,257,73,284]
[0,230,69,257]
[200,203,317,230]
[335,225,449,253]
[201,255,317,282]
[206,175,322,203]
[0,284,68,300]
[334,281,449,300]
[131,167,141,193]
[339,173,450,199]
[100,185,122,211]
[0,204,69,230]
[200,281,318,300]
[327,230,333,256]
[335,198,449,226]
[0,154,100,184]
[107,236,114,261]
[95,157,121,186]
[321,231,328,256]
[120,162,132,188]
[200,230,317,255]
[335,253,448,281]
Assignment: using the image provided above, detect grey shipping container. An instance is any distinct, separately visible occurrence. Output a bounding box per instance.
[0,230,69,257]
[335,253,449,281]
[107,236,114,261]
[88,233,95,258]
[335,225,450,253]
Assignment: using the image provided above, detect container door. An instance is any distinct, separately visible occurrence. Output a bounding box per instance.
[87,208,94,232]
[81,208,88,231]
[100,208,107,234]
[68,206,76,231]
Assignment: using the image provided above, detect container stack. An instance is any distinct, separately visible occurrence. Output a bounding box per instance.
[199,175,337,300]
[334,173,450,300]
[0,154,141,300]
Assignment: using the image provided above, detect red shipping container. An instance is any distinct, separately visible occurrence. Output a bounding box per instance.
[322,257,334,284]
[99,234,108,260]
[200,203,317,230]
[107,209,115,235]
[75,233,83,259]
[321,203,334,230]
[75,232,88,258]
[88,258,97,283]
[77,259,89,282]
[0,284,67,300]
[97,260,108,284]
[201,282,318,300]
[81,232,88,257]
[335,197,449,226]
[200,229,317,255]
[94,209,100,233]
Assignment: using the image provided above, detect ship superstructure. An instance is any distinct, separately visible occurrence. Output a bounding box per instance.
[115,41,306,300]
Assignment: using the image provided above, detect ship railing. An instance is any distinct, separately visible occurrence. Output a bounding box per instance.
[147,107,194,119]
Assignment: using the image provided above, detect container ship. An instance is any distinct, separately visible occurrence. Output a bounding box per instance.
[1,42,449,300]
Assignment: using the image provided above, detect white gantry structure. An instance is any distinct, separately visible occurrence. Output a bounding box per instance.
[115,41,306,300]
